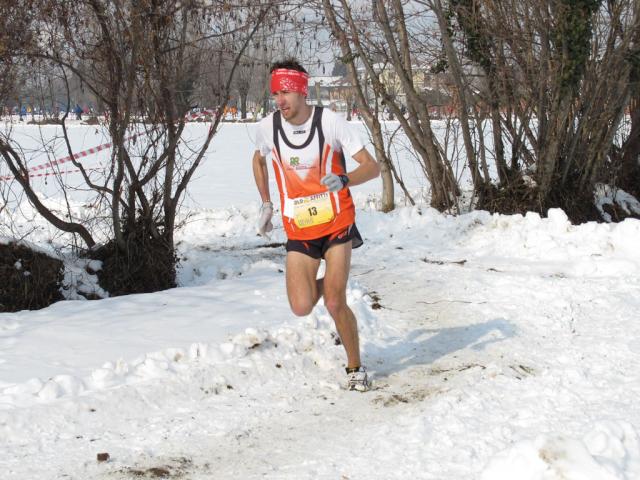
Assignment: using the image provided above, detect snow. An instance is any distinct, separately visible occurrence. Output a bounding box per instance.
[482,423,640,480]
[1,123,640,479]
[595,184,640,223]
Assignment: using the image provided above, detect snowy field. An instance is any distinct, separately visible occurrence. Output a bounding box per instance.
[1,122,640,479]
[0,120,434,210]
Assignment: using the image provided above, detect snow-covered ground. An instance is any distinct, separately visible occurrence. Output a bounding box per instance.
[1,123,640,479]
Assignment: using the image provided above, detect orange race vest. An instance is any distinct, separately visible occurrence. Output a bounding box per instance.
[271,107,355,240]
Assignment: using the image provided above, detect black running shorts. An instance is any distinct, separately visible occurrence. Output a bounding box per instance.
[285,224,363,259]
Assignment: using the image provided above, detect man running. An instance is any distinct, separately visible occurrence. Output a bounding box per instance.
[252,59,380,391]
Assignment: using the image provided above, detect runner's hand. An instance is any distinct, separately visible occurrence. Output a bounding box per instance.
[321,173,348,192]
[257,201,274,237]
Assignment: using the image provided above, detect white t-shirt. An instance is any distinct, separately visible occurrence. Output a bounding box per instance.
[254,107,364,159]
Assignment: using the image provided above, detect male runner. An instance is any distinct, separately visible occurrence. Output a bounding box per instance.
[252,59,380,391]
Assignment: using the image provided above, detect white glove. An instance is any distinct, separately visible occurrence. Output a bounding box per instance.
[321,173,349,192]
[257,201,274,237]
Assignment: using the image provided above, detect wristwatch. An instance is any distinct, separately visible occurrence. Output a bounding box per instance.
[339,174,350,189]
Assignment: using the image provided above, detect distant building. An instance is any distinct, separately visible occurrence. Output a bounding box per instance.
[307,76,355,111]
[308,63,487,119]
[352,62,487,118]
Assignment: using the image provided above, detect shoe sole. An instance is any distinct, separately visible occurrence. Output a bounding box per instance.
[348,382,371,392]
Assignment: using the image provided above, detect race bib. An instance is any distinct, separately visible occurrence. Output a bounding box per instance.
[293,192,335,228]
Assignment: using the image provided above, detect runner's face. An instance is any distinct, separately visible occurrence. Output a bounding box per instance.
[273,90,306,122]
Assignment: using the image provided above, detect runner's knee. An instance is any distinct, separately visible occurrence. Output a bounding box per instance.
[289,298,315,317]
[323,293,347,318]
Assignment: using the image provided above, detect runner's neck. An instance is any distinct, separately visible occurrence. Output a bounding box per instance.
[285,105,313,126]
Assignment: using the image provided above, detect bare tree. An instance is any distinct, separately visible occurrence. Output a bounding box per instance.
[321,4,394,211]
[0,0,276,294]
[321,0,461,212]
[449,0,640,220]
[320,0,640,221]
[0,1,34,112]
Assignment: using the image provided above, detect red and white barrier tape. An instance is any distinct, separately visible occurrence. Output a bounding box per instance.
[0,118,219,182]
[29,132,143,173]
[1,168,101,182]
[28,141,112,172]
[1,131,145,182]
[29,167,99,179]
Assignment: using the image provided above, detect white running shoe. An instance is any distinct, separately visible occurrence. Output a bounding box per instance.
[346,366,370,392]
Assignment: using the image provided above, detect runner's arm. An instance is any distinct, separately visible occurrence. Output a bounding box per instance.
[252,150,271,203]
[344,148,380,187]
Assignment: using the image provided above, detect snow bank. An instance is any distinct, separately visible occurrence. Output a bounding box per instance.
[481,421,640,480]
[357,206,640,277]
[0,275,378,409]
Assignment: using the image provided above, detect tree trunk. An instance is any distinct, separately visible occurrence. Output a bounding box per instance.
[619,95,640,191]
[432,0,483,192]
[322,0,395,212]
[241,93,247,120]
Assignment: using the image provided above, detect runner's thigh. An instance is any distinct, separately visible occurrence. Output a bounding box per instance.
[323,241,352,299]
[286,251,321,308]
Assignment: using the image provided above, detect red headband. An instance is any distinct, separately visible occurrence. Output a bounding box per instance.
[270,68,309,96]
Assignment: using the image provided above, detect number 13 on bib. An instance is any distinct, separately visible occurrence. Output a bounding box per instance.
[293,192,335,228]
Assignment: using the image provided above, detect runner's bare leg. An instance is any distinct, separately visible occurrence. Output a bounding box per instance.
[322,242,361,369]
[285,244,360,369]
[286,251,322,316]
